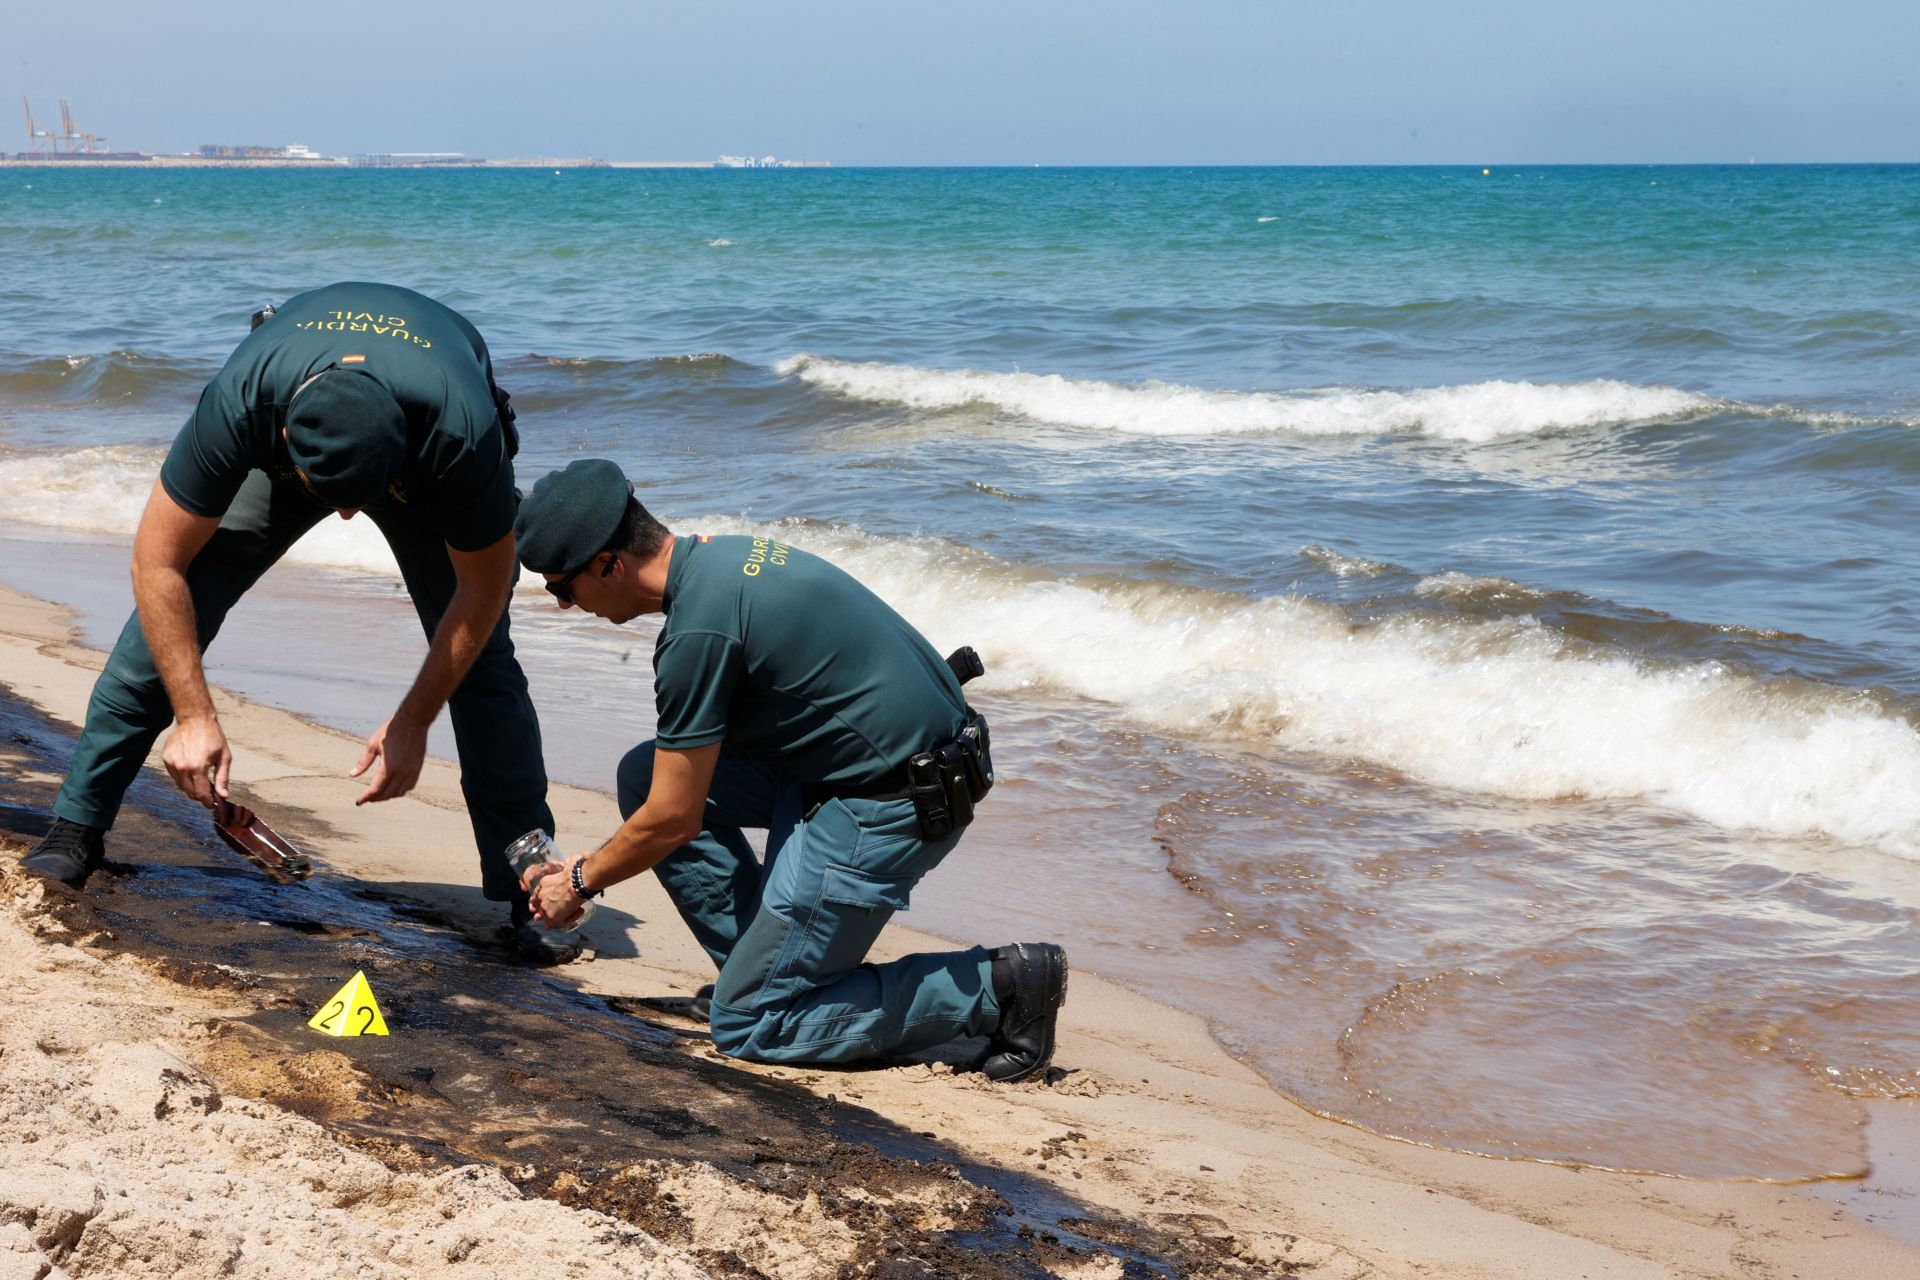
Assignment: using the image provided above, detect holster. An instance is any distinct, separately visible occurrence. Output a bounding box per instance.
[907,711,993,841]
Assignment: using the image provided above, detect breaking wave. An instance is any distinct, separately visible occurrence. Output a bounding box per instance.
[777,355,1725,442]
[0,446,419,580]
[0,351,209,406]
[4,443,1914,858]
[687,515,1920,859]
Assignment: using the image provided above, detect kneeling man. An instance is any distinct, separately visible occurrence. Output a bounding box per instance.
[513,459,1067,1080]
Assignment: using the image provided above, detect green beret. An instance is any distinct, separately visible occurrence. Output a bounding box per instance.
[285,369,407,509]
[514,458,632,574]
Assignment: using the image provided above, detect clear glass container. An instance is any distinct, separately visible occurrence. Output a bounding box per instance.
[504,828,596,929]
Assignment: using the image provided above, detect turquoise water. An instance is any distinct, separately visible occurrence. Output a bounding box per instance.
[3,165,1918,1178]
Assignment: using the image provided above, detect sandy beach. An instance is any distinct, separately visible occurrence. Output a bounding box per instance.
[0,580,1914,1278]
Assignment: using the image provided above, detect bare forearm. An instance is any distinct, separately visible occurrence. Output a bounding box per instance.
[132,561,215,723]
[578,803,702,892]
[129,479,231,805]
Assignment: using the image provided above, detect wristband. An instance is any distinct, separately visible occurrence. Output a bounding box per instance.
[570,858,602,899]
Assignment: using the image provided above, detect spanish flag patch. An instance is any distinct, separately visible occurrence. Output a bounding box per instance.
[341,354,367,365]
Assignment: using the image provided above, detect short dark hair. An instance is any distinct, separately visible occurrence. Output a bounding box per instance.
[608,495,670,561]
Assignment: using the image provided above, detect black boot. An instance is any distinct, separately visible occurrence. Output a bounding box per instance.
[980,942,1068,1082]
[690,982,715,1023]
[509,897,584,965]
[20,818,107,889]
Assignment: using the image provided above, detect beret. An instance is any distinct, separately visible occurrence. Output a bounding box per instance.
[285,369,407,510]
[513,458,632,574]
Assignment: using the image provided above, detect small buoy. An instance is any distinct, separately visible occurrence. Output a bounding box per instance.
[1482,168,1490,176]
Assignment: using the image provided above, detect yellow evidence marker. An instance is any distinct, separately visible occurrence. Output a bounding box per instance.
[308,971,390,1037]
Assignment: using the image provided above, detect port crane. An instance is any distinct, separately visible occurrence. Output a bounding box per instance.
[21,97,58,154]
[58,100,107,153]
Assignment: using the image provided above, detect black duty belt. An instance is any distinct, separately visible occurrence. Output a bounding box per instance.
[803,766,911,809]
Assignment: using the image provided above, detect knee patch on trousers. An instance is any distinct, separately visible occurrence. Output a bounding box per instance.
[706,1002,759,1058]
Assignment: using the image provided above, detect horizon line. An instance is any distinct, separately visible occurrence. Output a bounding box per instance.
[5,158,1919,170]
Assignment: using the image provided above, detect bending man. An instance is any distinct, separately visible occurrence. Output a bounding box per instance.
[23,282,572,963]
[512,459,1068,1078]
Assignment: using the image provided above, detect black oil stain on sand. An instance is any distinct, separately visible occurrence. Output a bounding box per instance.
[0,687,1275,1279]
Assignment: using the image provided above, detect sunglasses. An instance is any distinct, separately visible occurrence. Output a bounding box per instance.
[546,553,615,605]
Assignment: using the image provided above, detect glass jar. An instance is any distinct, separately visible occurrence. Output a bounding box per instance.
[504,828,597,929]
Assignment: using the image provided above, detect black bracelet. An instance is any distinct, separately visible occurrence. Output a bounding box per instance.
[570,859,602,899]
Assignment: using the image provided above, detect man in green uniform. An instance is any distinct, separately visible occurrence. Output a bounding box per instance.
[21,282,572,962]
[511,458,1069,1078]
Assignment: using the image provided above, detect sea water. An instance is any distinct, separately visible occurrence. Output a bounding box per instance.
[2,164,1917,1178]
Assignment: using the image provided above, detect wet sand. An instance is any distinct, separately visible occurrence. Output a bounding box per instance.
[3,581,1918,1278]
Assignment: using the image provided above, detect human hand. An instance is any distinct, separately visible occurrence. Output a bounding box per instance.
[530,853,590,929]
[518,855,564,897]
[162,714,232,808]
[350,714,427,804]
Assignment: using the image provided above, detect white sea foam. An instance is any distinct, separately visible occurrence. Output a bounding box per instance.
[0,446,159,532]
[1415,571,1547,603]
[0,446,551,584]
[776,355,1723,442]
[5,444,1913,858]
[688,515,1920,860]
[1300,544,1393,578]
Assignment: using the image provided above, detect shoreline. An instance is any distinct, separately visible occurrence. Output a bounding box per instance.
[3,579,1918,1275]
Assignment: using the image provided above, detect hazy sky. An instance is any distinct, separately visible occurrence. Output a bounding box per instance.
[10,1,1916,164]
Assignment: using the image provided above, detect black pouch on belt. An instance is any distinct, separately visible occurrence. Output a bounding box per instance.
[907,751,953,840]
[906,712,995,840]
[936,742,975,830]
[957,713,993,798]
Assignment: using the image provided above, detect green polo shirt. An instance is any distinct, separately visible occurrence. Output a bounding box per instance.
[159,282,515,551]
[652,535,967,787]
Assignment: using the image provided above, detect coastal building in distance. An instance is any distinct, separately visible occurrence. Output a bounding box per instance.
[348,152,475,168]
[197,143,333,162]
[716,154,832,168]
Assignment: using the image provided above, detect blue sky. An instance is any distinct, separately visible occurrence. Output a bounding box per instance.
[10,1,1915,163]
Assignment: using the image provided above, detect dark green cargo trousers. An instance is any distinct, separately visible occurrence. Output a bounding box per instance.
[617,740,1000,1064]
[52,470,553,900]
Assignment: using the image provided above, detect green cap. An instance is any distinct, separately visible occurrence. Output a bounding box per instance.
[514,458,632,574]
[285,369,407,509]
